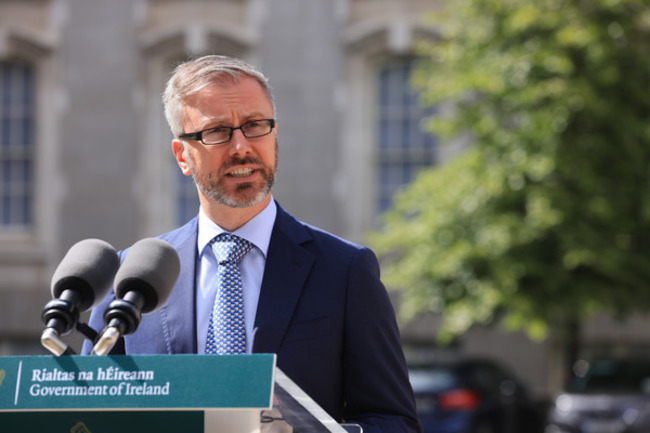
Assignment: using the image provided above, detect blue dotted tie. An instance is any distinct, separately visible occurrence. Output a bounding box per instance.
[205,233,252,355]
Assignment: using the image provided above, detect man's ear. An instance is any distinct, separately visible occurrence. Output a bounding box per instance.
[172,139,192,176]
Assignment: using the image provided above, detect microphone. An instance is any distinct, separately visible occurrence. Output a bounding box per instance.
[41,239,120,356]
[92,238,180,355]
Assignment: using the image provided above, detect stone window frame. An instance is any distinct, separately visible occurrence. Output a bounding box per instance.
[0,25,58,262]
[339,17,438,241]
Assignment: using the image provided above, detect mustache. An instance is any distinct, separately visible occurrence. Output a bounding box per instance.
[221,156,265,170]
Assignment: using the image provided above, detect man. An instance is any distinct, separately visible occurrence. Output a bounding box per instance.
[84,55,421,433]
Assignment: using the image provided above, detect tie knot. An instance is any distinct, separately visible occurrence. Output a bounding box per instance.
[211,233,252,265]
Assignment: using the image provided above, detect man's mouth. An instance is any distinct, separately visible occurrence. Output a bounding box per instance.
[228,167,255,178]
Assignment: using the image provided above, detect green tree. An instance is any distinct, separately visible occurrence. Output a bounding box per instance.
[371,0,650,378]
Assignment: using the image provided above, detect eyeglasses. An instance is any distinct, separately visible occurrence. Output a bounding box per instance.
[178,119,276,145]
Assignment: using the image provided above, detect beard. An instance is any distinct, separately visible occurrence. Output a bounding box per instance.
[187,142,277,209]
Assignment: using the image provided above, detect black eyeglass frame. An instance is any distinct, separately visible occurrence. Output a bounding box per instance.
[178,119,276,145]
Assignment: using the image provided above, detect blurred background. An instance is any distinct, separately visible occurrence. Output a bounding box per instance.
[1,1,648,432]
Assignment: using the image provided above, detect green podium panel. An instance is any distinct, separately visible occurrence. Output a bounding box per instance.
[0,354,274,411]
[0,354,275,433]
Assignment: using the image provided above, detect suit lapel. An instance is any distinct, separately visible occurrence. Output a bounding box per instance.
[253,207,314,354]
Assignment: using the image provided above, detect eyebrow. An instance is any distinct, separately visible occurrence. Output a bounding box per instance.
[198,113,271,130]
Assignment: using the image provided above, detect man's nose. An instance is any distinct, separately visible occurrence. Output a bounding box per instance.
[227,129,253,156]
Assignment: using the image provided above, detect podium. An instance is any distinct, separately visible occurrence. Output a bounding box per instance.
[0,354,361,432]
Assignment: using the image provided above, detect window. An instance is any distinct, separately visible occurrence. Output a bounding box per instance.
[376,58,436,213]
[0,61,35,230]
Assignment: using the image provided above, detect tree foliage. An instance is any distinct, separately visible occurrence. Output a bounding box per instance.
[371,0,650,345]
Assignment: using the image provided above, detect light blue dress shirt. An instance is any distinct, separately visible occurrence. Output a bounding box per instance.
[196,199,277,354]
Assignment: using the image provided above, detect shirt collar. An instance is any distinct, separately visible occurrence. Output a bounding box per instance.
[197,198,277,258]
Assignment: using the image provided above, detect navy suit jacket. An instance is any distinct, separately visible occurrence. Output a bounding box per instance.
[84,204,421,433]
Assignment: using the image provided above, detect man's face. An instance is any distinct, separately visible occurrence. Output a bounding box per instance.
[172,77,277,209]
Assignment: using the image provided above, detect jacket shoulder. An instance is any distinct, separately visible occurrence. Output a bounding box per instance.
[275,206,368,257]
[158,217,198,245]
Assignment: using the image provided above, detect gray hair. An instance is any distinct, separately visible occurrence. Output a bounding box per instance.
[162,55,275,138]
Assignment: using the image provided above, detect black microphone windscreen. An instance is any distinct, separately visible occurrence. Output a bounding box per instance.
[113,238,180,313]
[51,239,120,311]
